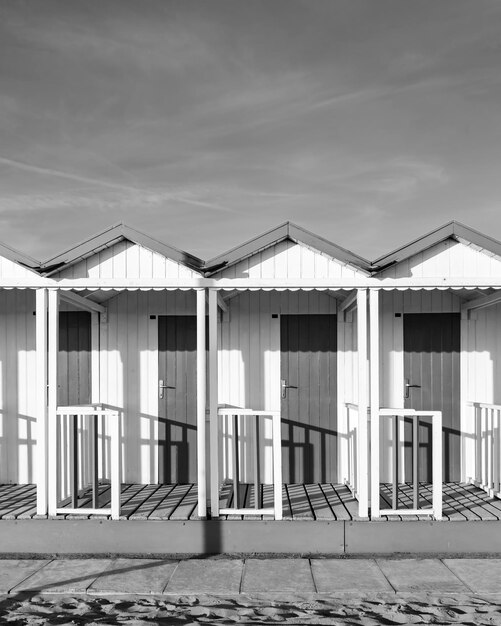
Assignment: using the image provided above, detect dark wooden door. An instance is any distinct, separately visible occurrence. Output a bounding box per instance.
[58,311,91,406]
[403,313,460,482]
[280,314,337,483]
[158,315,197,483]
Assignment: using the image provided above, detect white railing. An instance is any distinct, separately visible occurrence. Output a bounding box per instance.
[51,405,121,520]
[345,403,359,496]
[371,409,442,520]
[213,407,282,520]
[468,402,501,498]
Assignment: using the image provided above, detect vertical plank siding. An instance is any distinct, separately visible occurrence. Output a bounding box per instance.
[0,290,36,483]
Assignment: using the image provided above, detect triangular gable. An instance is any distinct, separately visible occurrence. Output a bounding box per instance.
[373,221,501,278]
[42,223,204,279]
[0,241,41,280]
[206,222,371,279]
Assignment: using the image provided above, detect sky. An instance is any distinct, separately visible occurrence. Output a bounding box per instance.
[1,0,501,263]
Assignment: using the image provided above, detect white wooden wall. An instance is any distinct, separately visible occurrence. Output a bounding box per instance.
[54,240,200,280]
[0,290,36,483]
[378,290,463,481]
[379,240,501,279]
[462,303,501,481]
[217,240,363,280]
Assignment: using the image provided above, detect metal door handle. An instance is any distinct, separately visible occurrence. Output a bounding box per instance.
[281,379,297,398]
[159,379,175,399]
[404,378,421,399]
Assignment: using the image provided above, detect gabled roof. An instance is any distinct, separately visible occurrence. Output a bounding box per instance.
[204,221,372,275]
[40,223,204,275]
[371,221,501,271]
[0,241,40,271]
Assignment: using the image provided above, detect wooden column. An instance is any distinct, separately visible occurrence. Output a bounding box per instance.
[36,289,48,516]
[336,303,347,483]
[91,311,100,508]
[369,288,380,518]
[196,288,207,519]
[47,289,59,516]
[357,288,368,518]
[208,289,219,517]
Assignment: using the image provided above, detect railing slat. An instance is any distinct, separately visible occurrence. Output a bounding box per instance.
[232,414,239,510]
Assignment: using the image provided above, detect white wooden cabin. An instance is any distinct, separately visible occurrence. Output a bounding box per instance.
[1,220,501,547]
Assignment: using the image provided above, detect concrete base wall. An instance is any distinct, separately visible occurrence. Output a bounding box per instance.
[1,520,500,556]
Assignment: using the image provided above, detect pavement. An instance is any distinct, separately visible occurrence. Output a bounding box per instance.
[0,557,500,598]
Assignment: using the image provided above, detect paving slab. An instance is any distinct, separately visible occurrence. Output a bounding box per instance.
[165,559,242,595]
[0,560,49,594]
[242,558,315,593]
[11,559,112,594]
[377,558,468,593]
[312,559,394,594]
[89,559,178,595]
[444,559,501,593]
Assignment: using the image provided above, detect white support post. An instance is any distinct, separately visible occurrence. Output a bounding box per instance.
[337,312,347,483]
[369,289,380,518]
[47,289,59,516]
[196,289,207,519]
[357,289,368,518]
[91,312,100,404]
[36,289,48,516]
[460,311,473,482]
[209,289,219,517]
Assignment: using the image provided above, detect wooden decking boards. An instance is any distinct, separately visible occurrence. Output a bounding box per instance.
[1,482,501,522]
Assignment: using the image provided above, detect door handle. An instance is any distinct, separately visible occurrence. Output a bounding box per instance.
[281,379,297,398]
[404,378,421,399]
[159,379,175,399]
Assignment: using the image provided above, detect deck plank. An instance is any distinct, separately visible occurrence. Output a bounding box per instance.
[170,485,199,520]
[319,484,350,521]
[305,484,335,520]
[333,484,360,521]
[447,483,500,521]
[287,484,314,519]
[148,484,192,520]
[129,484,165,520]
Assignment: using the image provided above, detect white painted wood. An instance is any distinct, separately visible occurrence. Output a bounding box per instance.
[209,289,219,517]
[357,289,368,518]
[462,289,501,313]
[110,409,121,520]
[336,314,347,483]
[369,289,380,518]
[432,411,443,520]
[272,412,283,520]
[196,289,207,518]
[59,291,106,313]
[36,289,48,515]
[47,290,59,516]
[340,290,358,313]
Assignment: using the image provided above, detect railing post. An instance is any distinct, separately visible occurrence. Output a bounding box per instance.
[432,411,443,519]
[110,411,120,520]
[392,414,399,510]
[253,418,260,509]
[70,414,78,508]
[413,416,419,509]
[272,413,283,520]
[232,414,239,509]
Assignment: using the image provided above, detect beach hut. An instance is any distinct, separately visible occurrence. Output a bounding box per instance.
[0,220,501,554]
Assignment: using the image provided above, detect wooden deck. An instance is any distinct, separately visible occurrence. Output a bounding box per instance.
[1,482,501,522]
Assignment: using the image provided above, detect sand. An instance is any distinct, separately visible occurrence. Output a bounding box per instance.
[0,593,501,625]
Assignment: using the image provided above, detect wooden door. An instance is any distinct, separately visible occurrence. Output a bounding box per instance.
[403,313,460,482]
[58,311,91,406]
[280,314,337,483]
[158,315,197,483]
